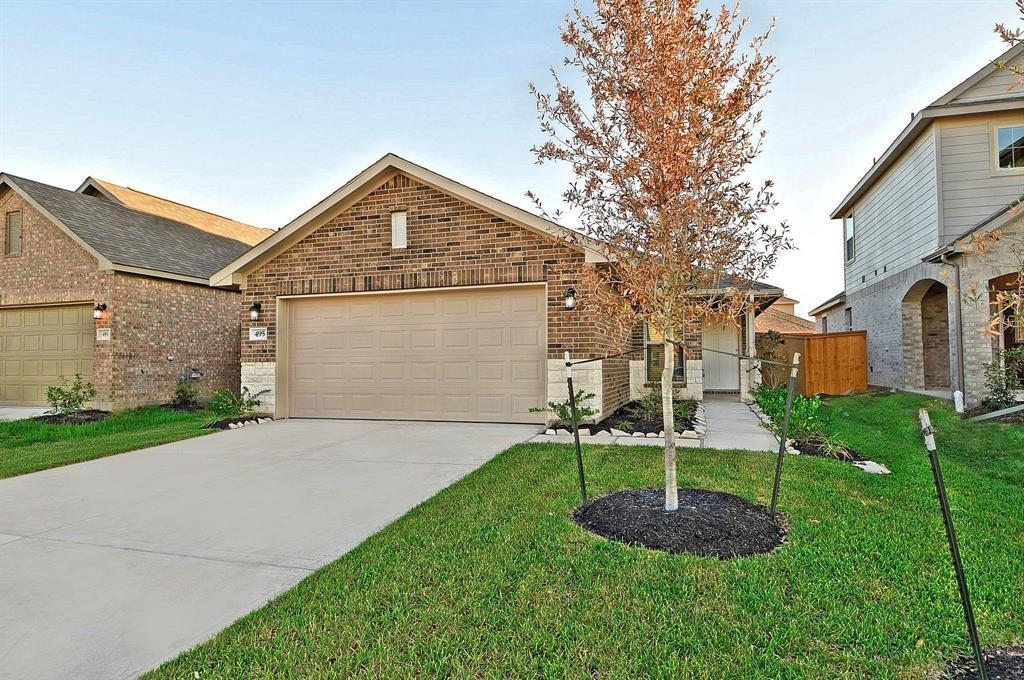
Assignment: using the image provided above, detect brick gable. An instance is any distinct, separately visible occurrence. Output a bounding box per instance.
[241,172,639,416]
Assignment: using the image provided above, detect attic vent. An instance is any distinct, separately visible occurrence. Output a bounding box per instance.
[391,211,407,249]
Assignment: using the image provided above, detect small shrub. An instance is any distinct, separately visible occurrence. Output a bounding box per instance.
[211,387,269,419]
[531,389,598,425]
[46,374,97,415]
[751,383,825,438]
[982,346,1024,408]
[169,378,201,411]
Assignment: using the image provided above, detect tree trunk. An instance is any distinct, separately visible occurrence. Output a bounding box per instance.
[662,328,678,511]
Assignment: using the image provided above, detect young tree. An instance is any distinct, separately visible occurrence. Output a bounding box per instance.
[532,0,790,510]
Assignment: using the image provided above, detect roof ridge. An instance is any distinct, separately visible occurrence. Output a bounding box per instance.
[93,178,268,230]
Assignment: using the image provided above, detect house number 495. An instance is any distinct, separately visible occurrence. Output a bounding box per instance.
[249,327,268,341]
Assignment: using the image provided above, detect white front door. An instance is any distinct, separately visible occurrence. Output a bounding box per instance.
[702,323,740,390]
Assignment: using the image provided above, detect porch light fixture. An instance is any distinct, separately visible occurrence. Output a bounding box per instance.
[93,303,107,320]
[249,302,262,322]
[563,288,577,310]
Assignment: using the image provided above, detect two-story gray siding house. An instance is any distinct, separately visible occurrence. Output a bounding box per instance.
[812,43,1024,406]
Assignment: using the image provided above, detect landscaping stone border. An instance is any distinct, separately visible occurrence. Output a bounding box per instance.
[745,400,891,475]
[533,402,707,447]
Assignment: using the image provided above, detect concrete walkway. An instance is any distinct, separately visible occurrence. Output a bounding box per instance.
[529,396,778,452]
[0,406,49,421]
[701,397,778,451]
[0,419,537,680]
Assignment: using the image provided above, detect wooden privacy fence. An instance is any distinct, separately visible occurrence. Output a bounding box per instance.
[762,331,868,397]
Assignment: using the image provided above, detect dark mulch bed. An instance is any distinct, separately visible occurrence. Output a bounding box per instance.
[943,646,1024,680]
[791,436,867,462]
[33,410,111,425]
[204,416,270,430]
[962,403,1024,424]
[573,487,786,559]
[591,400,697,435]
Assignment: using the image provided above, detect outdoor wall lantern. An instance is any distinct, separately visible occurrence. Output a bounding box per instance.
[563,288,577,310]
[249,301,262,322]
[93,303,107,320]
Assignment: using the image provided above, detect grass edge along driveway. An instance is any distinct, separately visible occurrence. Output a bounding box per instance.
[0,407,214,480]
[147,392,1022,678]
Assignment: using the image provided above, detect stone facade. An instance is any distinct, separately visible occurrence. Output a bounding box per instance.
[0,187,241,409]
[240,173,639,418]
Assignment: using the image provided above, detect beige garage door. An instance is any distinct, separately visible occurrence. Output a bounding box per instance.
[0,305,94,406]
[287,286,547,423]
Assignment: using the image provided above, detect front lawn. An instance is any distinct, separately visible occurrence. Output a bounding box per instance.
[149,393,1022,678]
[0,407,214,479]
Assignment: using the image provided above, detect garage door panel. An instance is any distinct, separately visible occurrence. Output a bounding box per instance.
[287,287,545,423]
[1,305,94,407]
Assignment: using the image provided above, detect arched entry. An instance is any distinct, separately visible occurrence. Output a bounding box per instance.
[901,279,952,391]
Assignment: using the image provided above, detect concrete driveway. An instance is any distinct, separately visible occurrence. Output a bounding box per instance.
[0,419,537,679]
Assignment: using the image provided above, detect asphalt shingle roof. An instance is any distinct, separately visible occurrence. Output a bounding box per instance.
[6,175,252,279]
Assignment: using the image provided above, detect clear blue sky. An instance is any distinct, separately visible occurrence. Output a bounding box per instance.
[0,0,1014,315]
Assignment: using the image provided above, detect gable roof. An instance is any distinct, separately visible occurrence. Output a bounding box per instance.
[77,177,272,246]
[755,307,816,335]
[1,173,253,283]
[808,291,846,317]
[831,43,1024,219]
[210,153,607,287]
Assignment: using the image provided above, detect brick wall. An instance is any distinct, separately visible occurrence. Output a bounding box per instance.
[0,187,241,410]
[241,172,634,418]
[921,283,952,388]
[102,273,241,408]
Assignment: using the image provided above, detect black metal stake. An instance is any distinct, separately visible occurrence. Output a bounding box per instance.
[919,409,987,680]
[770,352,800,514]
[565,352,587,504]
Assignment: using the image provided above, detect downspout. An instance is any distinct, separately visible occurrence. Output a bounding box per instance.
[941,252,967,399]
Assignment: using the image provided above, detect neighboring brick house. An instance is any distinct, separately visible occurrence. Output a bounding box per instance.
[810,43,1024,405]
[212,154,782,423]
[0,173,271,410]
[755,296,815,335]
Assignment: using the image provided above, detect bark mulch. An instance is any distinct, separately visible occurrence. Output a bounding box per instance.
[33,410,111,425]
[962,404,1024,424]
[943,646,1024,680]
[792,436,867,462]
[573,487,786,559]
[592,400,697,435]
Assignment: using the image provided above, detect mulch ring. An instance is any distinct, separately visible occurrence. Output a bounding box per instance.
[573,487,786,559]
[791,436,866,462]
[942,646,1024,680]
[33,410,111,425]
[962,404,1024,424]
[204,416,270,430]
[592,401,697,435]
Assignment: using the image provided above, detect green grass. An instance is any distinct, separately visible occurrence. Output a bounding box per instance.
[148,392,1023,678]
[0,407,214,479]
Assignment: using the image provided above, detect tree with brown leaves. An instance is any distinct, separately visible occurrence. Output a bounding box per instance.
[531,0,790,511]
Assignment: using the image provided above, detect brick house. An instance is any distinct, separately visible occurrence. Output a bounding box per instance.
[0,173,271,410]
[212,154,782,423]
[809,43,1024,405]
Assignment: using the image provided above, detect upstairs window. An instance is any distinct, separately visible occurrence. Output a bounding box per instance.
[844,213,855,262]
[997,125,1024,169]
[844,307,853,330]
[4,211,22,255]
